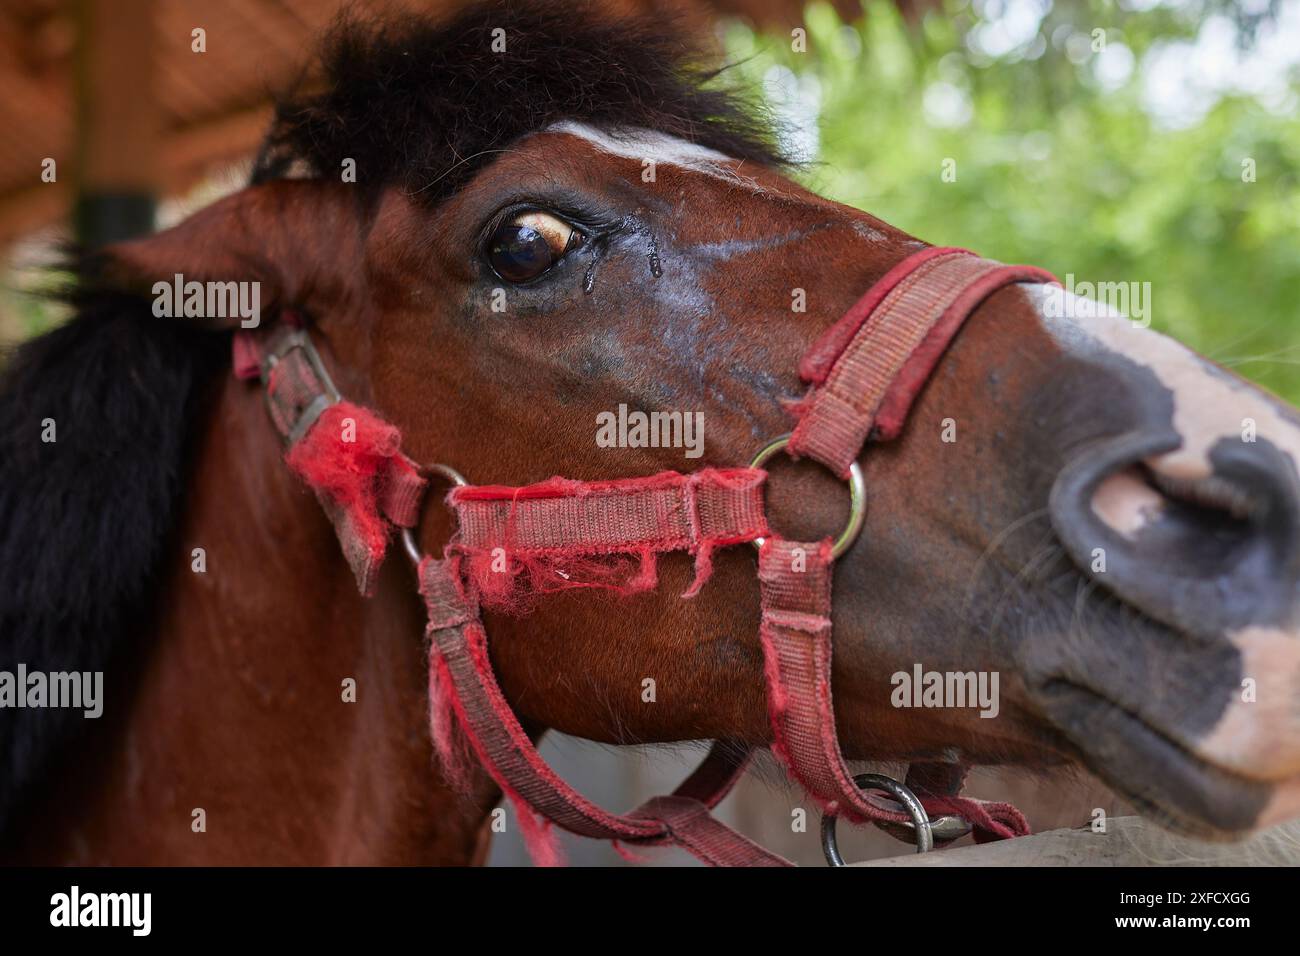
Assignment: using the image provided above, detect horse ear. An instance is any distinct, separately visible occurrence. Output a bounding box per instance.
[96,180,363,330]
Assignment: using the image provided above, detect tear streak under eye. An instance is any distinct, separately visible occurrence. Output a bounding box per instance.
[581,220,663,293]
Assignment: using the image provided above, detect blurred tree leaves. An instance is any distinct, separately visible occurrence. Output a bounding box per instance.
[725,0,1300,401]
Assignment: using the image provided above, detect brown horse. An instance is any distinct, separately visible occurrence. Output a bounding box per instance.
[3,3,1299,865]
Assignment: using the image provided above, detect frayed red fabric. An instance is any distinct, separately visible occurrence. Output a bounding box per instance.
[611,840,650,864]
[427,649,477,795]
[235,327,427,596]
[284,401,410,595]
[871,264,1056,440]
[798,246,971,385]
[921,795,1030,843]
[231,333,262,380]
[417,555,790,866]
[789,249,1056,477]
[438,643,566,866]
[448,468,768,613]
[511,800,565,867]
[456,548,661,615]
[422,582,567,865]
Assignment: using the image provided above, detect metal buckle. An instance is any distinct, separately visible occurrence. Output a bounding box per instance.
[821,773,933,866]
[401,462,469,565]
[261,328,342,445]
[749,433,866,560]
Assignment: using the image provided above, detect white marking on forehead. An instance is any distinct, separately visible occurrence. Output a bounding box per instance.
[1025,284,1300,480]
[546,120,768,193]
[852,220,887,244]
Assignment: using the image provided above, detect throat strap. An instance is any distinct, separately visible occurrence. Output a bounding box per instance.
[419,555,790,866]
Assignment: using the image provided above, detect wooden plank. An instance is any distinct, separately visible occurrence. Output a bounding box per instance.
[75,0,158,192]
[855,816,1300,866]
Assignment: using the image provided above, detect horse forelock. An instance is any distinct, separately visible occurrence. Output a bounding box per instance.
[251,0,787,203]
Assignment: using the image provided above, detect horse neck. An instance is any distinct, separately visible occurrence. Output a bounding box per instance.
[33,374,498,864]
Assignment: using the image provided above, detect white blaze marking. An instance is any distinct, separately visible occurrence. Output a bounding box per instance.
[1025,283,1300,481]
[546,121,768,193]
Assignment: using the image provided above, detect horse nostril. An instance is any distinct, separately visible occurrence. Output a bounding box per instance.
[1050,434,1300,637]
[1141,466,1262,522]
[1161,439,1300,578]
[1093,461,1268,572]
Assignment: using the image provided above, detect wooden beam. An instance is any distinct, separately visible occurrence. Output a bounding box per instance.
[165,105,273,172]
[0,102,274,248]
[0,182,71,247]
[73,0,158,245]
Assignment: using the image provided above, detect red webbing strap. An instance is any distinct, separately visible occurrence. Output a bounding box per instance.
[419,555,791,866]
[233,325,428,595]
[757,537,1029,842]
[448,468,768,606]
[452,469,767,552]
[774,247,1045,841]
[629,796,790,867]
[790,248,1056,478]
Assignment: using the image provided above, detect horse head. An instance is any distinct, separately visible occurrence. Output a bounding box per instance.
[8,2,1298,862]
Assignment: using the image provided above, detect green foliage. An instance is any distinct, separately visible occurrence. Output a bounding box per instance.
[724,1,1300,401]
[0,269,69,349]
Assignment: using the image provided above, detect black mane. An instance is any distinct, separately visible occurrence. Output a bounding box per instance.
[253,0,785,196]
[0,284,225,840]
[0,1,780,841]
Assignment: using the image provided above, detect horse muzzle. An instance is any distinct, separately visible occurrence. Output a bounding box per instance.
[1038,379,1300,832]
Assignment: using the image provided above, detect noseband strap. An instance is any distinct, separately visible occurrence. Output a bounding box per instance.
[235,245,1054,865]
[450,468,769,605]
[791,246,1057,477]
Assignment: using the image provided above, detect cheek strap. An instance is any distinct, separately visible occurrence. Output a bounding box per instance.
[234,320,426,595]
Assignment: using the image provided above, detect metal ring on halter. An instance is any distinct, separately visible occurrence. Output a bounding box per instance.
[401,463,468,566]
[821,773,933,866]
[749,433,866,560]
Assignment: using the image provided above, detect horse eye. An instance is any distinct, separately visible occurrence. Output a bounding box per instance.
[486,211,584,283]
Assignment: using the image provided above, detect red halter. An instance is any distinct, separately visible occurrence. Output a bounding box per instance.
[234,246,1056,866]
